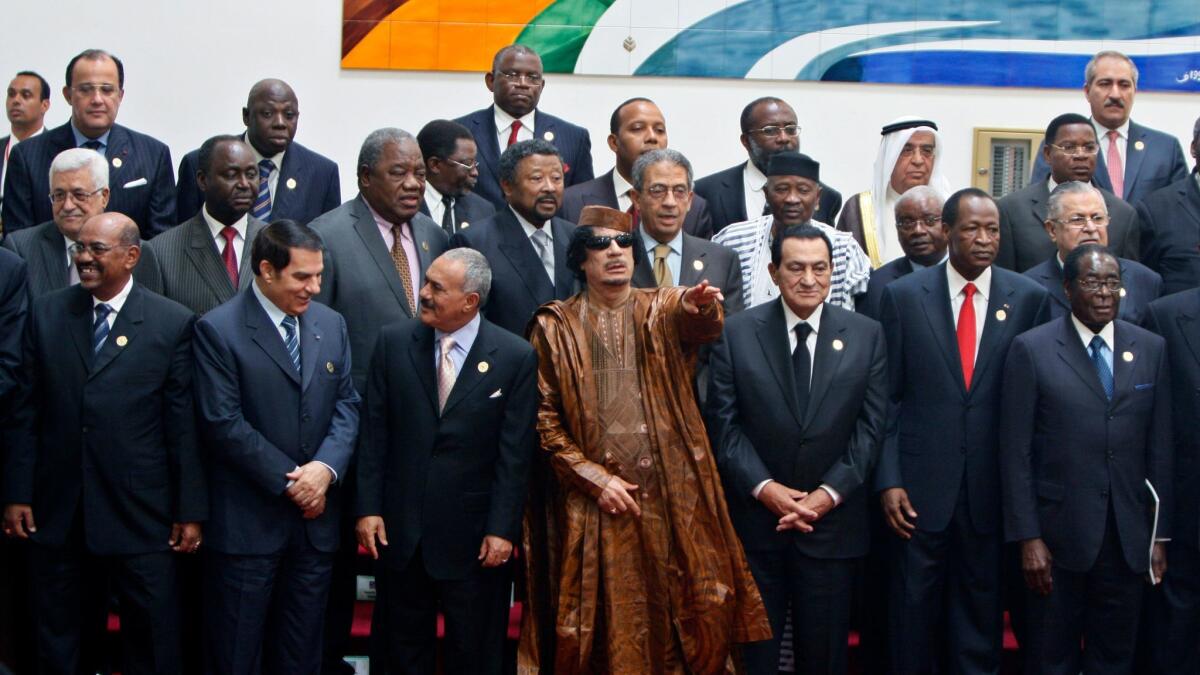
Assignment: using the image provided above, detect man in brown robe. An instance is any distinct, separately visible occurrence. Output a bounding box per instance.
[520,205,771,674]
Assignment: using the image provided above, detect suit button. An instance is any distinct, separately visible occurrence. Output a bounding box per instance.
[1101,490,1109,498]
[81,426,88,433]
[1107,415,1115,420]
[302,414,311,422]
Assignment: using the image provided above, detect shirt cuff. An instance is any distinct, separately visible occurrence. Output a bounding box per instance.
[315,461,338,483]
[819,484,841,506]
[1155,538,1171,543]
[284,465,301,490]
[751,479,773,499]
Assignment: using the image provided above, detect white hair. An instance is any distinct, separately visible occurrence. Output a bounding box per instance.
[439,248,492,307]
[49,148,109,190]
[1047,181,1107,222]
[894,185,944,216]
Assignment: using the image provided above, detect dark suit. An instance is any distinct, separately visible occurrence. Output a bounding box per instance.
[356,317,538,674]
[1024,255,1160,325]
[2,122,175,239]
[1001,316,1172,674]
[1030,120,1188,207]
[694,162,843,234]
[561,170,714,239]
[0,248,26,414]
[630,230,743,315]
[1144,289,1200,673]
[1138,173,1200,296]
[857,256,918,319]
[4,282,204,674]
[0,247,27,671]
[449,208,576,337]
[707,300,887,674]
[175,139,341,225]
[419,189,495,236]
[0,134,9,216]
[454,107,594,209]
[194,288,360,674]
[996,180,1139,272]
[876,264,1051,674]
[1,220,163,300]
[145,213,265,315]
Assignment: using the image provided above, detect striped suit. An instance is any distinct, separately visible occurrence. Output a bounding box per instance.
[144,213,265,316]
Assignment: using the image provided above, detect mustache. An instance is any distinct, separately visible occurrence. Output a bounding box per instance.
[1104,98,1125,108]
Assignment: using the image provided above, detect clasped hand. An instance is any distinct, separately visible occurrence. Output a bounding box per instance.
[286,462,333,519]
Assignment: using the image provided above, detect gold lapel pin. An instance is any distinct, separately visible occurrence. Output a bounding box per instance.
[1122,351,1134,362]
[692,260,704,271]
[461,221,470,229]
[115,335,128,347]
[326,361,335,373]
[421,241,429,251]
[478,361,489,373]
[286,177,298,190]
[112,157,123,168]
[543,131,555,141]
[832,339,844,351]
[1134,140,1145,151]
[995,309,1007,321]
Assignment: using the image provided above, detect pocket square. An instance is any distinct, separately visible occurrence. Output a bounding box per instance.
[122,177,148,189]
[1135,383,1154,390]
[489,389,503,399]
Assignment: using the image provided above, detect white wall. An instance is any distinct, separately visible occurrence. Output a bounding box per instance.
[9,0,1197,204]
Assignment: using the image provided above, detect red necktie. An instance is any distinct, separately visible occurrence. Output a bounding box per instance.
[957,282,977,389]
[1106,130,1124,199]
[626,202,640,231]
[220,226,239,288]
[507,120,522,148]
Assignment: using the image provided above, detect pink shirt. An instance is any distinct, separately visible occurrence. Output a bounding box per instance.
[364,197,421,299]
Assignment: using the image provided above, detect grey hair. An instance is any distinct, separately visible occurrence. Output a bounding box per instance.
[49,148,109,190]
[357,128,415,175]
[1085,50,1138,87]
[498,139,559,186]
[440,248,492,307]
[894,185,943,216]
[631,148,693,192]
[1047,181,1107,222]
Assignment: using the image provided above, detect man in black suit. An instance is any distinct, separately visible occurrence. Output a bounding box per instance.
[1024,181,1160,325]
[2,71,51,219]
[3,212,205,674]
[877,188,1051,674]
[0,246,27,670]
[999,113,1140,272]
[2,147,162,299]
[695,97,842,234]
[357,248,537,674]
[1002,244,1172,674]
[561,97,713,239]
[3,49,175,239]
[416,119,495,236]
[175,79,341,226]
[450,138,576,337]
[194,220,360,674]
[149,135,266,315]
[1138,116,1200,295]
[707,224,887,674]
[857,185,947,319]
[455,45,593,209]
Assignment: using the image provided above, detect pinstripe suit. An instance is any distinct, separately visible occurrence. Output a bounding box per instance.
[1,220,163,300]
[144,213,266,316]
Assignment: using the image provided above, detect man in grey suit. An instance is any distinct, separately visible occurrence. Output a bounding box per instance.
[2,147,160,299]
[147,135,266,316]
[998,113,1140,273]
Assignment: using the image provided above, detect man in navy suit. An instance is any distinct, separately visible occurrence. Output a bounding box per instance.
[450,139,576,337]
[416,119,494,236]
[877,188,1051,674]
[3,49,175,239]
[1138,116,1200,295]
[0,246,26,669]
[194,220,360,674]
[1030,51,1187,206]
[3,213,205,674]
[357,249,538,674]
[857,185,947,319]
[561,97,713,239]
[1024,181,1160,325]
[694,97,842,234]
[2,71,51,219]
[707,224,887,674]
[175,79,341,226]
[1002,244,1172,674]
[455,45,592,210]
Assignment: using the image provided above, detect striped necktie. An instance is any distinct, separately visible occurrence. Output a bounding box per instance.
[254,159,275,221]
[1089,336,1114,400]
[281,315,300,373]
[92,303,112,354]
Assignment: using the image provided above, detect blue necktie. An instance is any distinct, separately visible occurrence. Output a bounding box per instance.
[281,315,300,373]
[253,159,275,221]
[93,303,112,354]
[1089,335,1113,400]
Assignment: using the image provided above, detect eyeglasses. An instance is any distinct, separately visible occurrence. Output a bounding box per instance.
[68,241,128,257]
[644,184,690,200]
[896,215,942,232]
[71,82,119,98]
[1054,214,1109,229]
[583,233,636,250]
[1048,142,1100,157]
[1076,278,1122,293]
[447,158,479,171]
[496,70,543,85]
[748,124,800,138]
[49,187,105,204]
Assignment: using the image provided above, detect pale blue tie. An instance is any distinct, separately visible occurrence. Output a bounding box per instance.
[253,159,275,221]
[281,315,300,373]
[92,303,112,354]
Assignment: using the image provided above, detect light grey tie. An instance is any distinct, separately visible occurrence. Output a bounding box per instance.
[530,228,554,283]
[437,336,457,413]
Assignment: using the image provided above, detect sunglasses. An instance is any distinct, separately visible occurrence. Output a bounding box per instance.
[583,233,635,250]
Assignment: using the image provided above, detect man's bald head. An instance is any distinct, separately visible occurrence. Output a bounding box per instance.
[74,213,141,299]
[84,212,140,246]
[243,78,299,157]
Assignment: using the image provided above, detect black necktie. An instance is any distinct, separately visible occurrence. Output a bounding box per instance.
[441,195,454,235]
[793,323,812,416]
[81,140,102,151]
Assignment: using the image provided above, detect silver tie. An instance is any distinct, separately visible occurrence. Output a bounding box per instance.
[437,336,457,413]
[530,228,554,283]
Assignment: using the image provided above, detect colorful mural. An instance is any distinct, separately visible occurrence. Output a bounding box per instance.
[341,0,1200,92]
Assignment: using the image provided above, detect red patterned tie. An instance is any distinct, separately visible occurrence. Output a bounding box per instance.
[957,282,977,389]
[220,226,239,288]
[1106,130,1124,199]
[507,120,522,148]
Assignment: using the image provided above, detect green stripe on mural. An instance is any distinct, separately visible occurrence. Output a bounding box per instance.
[515,0,615,72]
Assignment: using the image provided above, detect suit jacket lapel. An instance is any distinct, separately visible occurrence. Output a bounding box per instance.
[1029,179,1049,224]
[551,218,575,299]
[299,310,322,392]
[756,300,804,428]
[91,284,144,378]
[630,231,656,288]
[1111,323,1136,404]
[495,210,554,303]
[185,215,237,298]
[273,147,303,216]
[596,172,620,208]
[67,286,95,369]
[1055,315,1109,403]
[36,223,68,290]
[803,306,846,429]
[408,326,439,412]
[411,217,436,285]
[1179,176,1200,229]
[476,109,502,187]
[1122,123,1148,193]
[920,266,966,393]
[679,236,706,287]
[441,322,498,416]
[730,163,749,222]
[1033,260,1070,313]
[103,125,132,185]
[970,273,1018,392]
[349,197,413,317]
[245,290,301,384]
[240,218,266,289]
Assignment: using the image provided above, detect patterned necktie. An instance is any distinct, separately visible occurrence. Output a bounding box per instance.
[653,243,672,287]
[793,323,812,416]
[254,159,275,221]
[441,195,455,235]
[956,282,978,390]
[507,120,522,148]
[92,303,112,354]
[1089,335,1114,400]
[281,315,300,373]
[220,226,239,288]
[1106,130,1124,199]
[390,224,416,314]
[437,336,457,413]
[531,228,554,283]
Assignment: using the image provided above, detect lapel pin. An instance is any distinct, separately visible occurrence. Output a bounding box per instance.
[543,131,555,141]
[478,361,490,373]
[692,259,704,271]
[326,361,334,373]
[995,309,1007,321]
[832,338,844,351]
[1134,140,1145,151]
[112,157,122,168]
[115,335,128,347]
[461,221,470,229]
[286,177,297,190]
[1123,351,1134,362]
[1118,288,1127,298]
[421,241,429,251]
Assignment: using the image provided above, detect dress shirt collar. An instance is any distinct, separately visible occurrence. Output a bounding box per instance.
[511,206,550,238]
[1047,175,1059,193]
[781,297,823,337]
[425,180,448,206]
[364,195,408,236]
[743,161,768,191]
[70,120,111,149]
[1071,312,1115,354]
[946,261,992,302]
[252,276,293,328]
[640,226,683,257]
[1094,117,1130,141]
[612,169,634,202]
[434,312,481,358]
[246,135,285,170]
[908,252,947,270]
[201,204,249,241]
[494,106,535,138]
[93,275,134,313]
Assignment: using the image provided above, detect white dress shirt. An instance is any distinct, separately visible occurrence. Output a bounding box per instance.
[613,170,635,214]
[92,275,134,329]
[742,161,768,221]
[947,263,992,364]
[433,312,481,374]
[250,141,286,201]
[202,204,248,268]
[640,228,683,286]
[424,181,452,227]
[1094,118,1130,175]
[1070,313,1114,373]
[494,106,535,153]
[65,233,80,285]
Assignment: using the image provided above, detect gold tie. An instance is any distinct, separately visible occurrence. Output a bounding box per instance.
[437,336,457,413]
[653,243,672,287]
[390,224,416,314]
